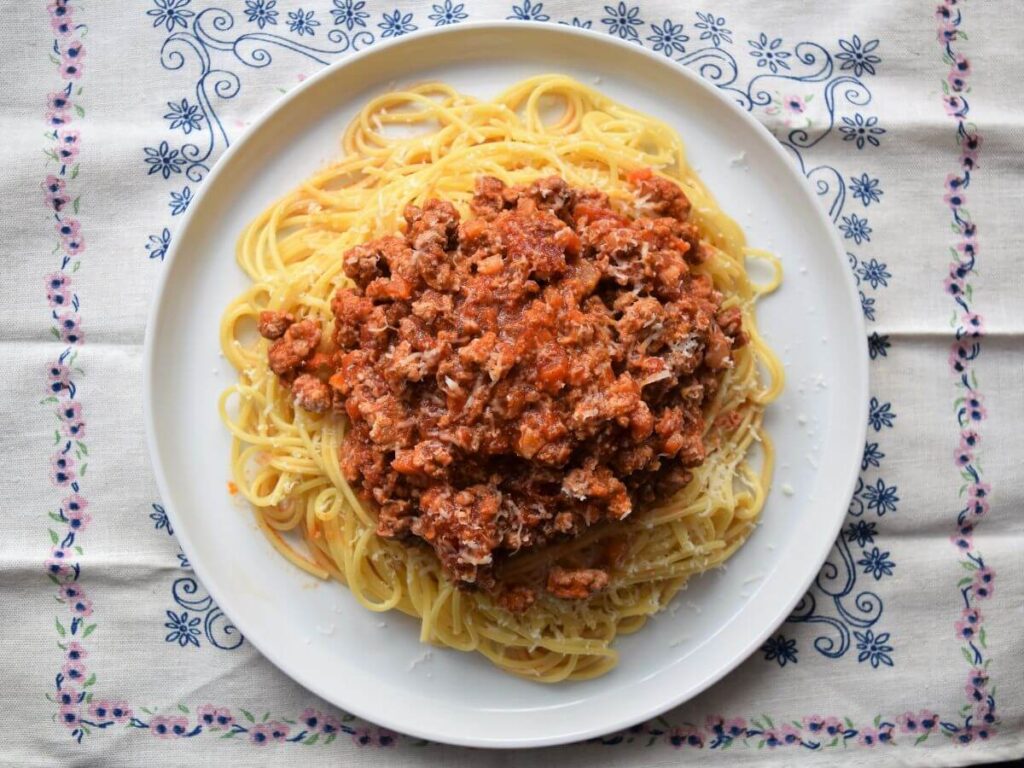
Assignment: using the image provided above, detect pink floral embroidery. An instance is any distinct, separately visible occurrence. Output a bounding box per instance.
[65,641,87,661]
[58,704,81,728]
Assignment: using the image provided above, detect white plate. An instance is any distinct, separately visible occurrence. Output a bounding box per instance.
[145,22,867,749]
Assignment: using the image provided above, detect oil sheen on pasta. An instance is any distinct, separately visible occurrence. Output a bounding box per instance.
[219,75,783,682]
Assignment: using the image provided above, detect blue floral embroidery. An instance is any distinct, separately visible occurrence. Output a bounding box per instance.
[868,332,891,360]
[857,547,895,580]
[840,114,885,149]
[857,258,891,289]
[837,36,881,78]
[860,291,876,321]
[165,576,244,650]
[145,228,171,261]
[244,0,278,29]
[147,0,194,33]
[560,17,592,29]
[761,634,798,666]
[149,503,173,534]
[845,520,877,547]
[143,141,185,179]
[862,478,899,515]
[163,98,203,134]
[854,630,894,668]
[839,213,872,245]
[287,8,319,36]
[378,9,417,37]
[507,0,548,22]
[693,11,731,47]
[164,610,201,647]
[429,0,467,26]
[169,186,192,216]
[647,19,688,57]
[868,397,896,431]
[748,33,790,73]
[861,442,885,470]
[602,3,644,41]
[850,173,883,206]
[332,0,368,29]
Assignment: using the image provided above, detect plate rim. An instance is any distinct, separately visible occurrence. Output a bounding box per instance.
[143,20,868,749]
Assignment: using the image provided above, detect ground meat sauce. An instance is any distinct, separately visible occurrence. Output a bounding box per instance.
[259,172,747,603]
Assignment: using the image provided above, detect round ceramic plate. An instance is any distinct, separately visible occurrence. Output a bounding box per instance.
[145,22,867,749]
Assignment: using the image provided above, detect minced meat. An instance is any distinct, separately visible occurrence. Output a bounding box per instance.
[260,172,746,597]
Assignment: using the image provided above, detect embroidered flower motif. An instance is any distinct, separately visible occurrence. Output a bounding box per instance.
[245,0,279,29]
[88,700,111,720]
[147,0,195,33]
[376,728,398,747]
[868,332,890,360]
[858,546,895,580]
[846,519,877,547]
[70,596,93,617]
[857,726,879,746]
[428,0,467,26]
[667,726,703,747]
[836,35,881,77]
[164,99,204,134]
[331,0,369,29]
[242,723,269,744]
[377,9,417,37]
[748,33,791,73]
[961,312,984,336]
[299,707,323,731]
[861,441,885,470]
[47,361,72,392]
[268,721,290,741]
[62,660,86,683]
[856,258,890,289]
[862,478,899,515]
[57,312,84,344]
[144,141,185,179]
[868,397,896,431]
[47,89,73,121]
[50,451,76,485]
[850,173,883,206]
[782,94,806,114]
[802,715,825,734]
[646,18,687,56]
[169,186,193,216]
[779,724,801,745]
[839,113,885,149]
[694,11,730,47]
[287,8,320,36]
[56,129,80,164]
[839,213,872,245]
[761,634,797,666]
[602,3,644,41]
[351,727,373,746]
[321,714,343,734]
[860,291,876,321]
[58,704,81,728]
[507,0,548,21]
[146,228,172,261]
[164,610,201,647]
[854,629,894,668]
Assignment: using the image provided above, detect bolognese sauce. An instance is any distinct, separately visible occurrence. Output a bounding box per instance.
[259,172,747,602]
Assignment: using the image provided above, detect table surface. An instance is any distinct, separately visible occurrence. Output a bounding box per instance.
[2,1,1022,766]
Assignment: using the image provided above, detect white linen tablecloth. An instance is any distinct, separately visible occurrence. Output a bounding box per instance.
[2,0,1022,765]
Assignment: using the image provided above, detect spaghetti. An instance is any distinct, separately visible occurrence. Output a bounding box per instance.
[219,75,783,682]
